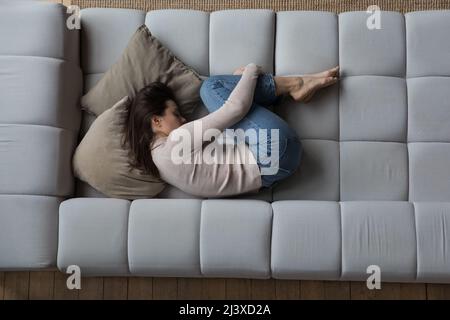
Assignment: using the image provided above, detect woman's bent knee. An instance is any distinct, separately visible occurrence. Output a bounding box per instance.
[199,77,212,101]
[282,137,303,174]
[200,76,224,103]
[200,77,218,111]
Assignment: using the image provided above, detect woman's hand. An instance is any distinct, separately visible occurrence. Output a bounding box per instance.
[233,63,263,75]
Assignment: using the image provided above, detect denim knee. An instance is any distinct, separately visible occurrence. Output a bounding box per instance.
[199,77,214,102]
[200,77,220,111]
[200,75,227,101]
[280,136,302,175]
[202,75,223,88]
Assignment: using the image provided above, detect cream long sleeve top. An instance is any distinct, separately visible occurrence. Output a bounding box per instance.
[150,63,263,197]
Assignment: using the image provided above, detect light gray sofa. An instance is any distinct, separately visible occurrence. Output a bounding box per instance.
[1,1,450,283]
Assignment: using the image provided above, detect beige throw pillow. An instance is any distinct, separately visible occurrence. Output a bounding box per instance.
[73,96,166,200]
[81,24,203,117]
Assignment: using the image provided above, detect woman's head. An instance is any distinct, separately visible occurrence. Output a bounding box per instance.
[151,97,187,136]
[120,81,186,177]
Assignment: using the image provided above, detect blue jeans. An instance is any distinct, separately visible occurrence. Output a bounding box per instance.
[199,74,303,189]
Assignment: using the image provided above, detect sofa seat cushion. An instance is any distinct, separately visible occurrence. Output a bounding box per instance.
[0,195,60,270]
[271,200,450,283]
[414,202,450,283]
[200,199,273,279]
[58,198,131,276]
[56,198,450,282]
[271,200,341,280]
[128,199,202,276]
[340,201,417,282]
[0,124,76,196]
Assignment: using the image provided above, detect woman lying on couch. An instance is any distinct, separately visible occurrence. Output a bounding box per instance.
[121,63,339,197]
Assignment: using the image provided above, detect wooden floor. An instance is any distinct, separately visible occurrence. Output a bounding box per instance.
[1,271,450,300]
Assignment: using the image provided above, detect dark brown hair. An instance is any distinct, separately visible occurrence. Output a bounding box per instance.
[119,82,178,179]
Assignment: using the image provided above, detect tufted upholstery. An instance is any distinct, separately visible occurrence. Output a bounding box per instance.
[75,8,450,204]
[1,3,450,282]
[0,1,82,269]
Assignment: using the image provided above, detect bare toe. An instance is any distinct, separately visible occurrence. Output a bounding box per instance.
[330,66,340,77]
[324,66,339,78]
[320,76,338,88]
[309,66,340,78]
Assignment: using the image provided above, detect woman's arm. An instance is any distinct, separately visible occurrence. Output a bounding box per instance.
[167,63,261,152]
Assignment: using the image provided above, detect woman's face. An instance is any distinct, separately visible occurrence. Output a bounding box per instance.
[152,99,187,136]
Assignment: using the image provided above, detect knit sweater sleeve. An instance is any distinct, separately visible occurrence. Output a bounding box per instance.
[166,63,260,152]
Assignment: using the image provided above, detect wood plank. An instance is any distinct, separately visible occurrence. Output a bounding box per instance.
[152,277,177,300]
[103,277,128,300]
[79,277,104,300]
[54,271,78,300]
[350,282,425,300]
[202,278,226,299]
[251,279,276,299]
[226,279,251,300]
[0,270,439,301]
[323,281,351,300]
[128,277,153,300]
[4,272,30,300]
[275,280,300,300]
[29,272,54,300]
[0,272,4,300]
[300,280,325,299]
[177,278,204,299]
[427,284,450,300]
[351,281,396,299]
[398,283,427,300]
[0,271,437,301]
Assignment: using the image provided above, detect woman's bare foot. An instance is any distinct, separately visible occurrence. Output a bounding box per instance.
[289,66,339,103]
[301,90,315,104]
[289,76,338,102]
[308,66,340,78]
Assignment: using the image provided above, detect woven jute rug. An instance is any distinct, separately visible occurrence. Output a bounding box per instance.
[71,0,450,13]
